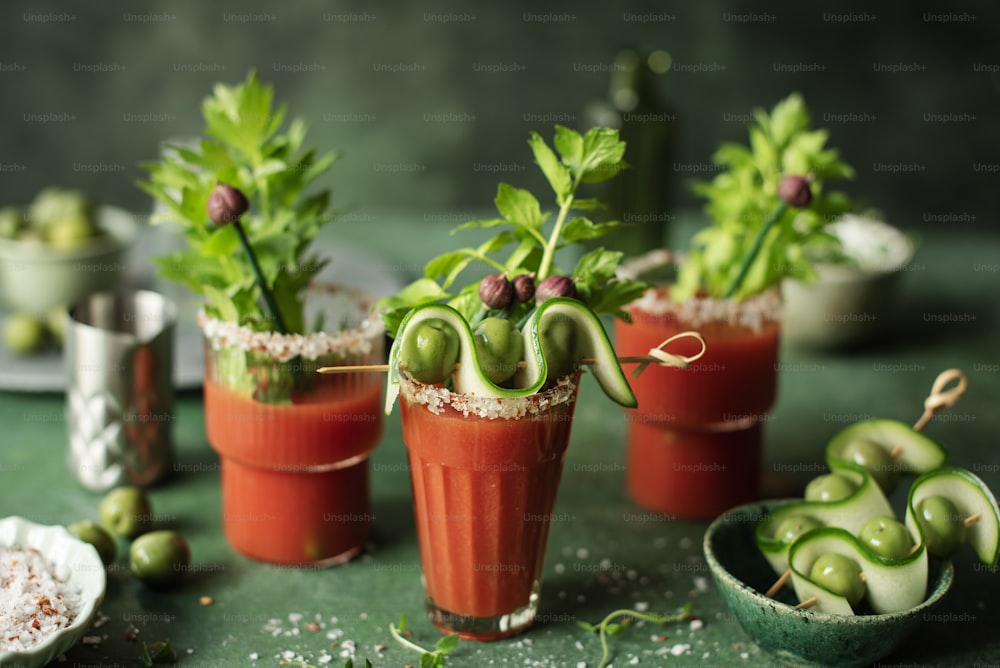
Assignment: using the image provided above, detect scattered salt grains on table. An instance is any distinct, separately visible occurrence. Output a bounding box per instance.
[0,546,82,652]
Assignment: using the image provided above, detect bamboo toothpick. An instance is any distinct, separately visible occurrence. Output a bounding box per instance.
[794,596,818,610]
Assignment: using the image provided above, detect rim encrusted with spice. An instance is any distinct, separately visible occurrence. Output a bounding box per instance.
[399,370,579,419]
[199,286,383,363]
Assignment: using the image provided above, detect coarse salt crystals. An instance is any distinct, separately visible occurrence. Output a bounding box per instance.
[1,546,82,652]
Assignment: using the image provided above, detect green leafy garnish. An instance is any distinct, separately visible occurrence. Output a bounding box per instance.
[138,70,337,334]
[140,639,177,666]
[388,614,460,667]
[673,93,855,301]
[578,602,693,668]
[376,126,648,337]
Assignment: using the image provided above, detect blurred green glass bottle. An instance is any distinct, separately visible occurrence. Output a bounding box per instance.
[584,48,676,259]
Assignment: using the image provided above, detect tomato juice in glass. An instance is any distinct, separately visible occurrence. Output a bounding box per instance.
[614,289,781,518]
[201,286,384,565]
[398,371,580,640]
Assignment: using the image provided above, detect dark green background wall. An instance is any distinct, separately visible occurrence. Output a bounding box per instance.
[1,0,997,243]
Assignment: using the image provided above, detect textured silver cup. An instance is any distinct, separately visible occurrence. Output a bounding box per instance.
[66,290,176,491]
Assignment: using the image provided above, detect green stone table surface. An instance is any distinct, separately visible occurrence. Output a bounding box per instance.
[1,214,998,668]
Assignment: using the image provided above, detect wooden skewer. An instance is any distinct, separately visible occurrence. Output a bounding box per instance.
[964,512,983,528]
[765,569,791,597]
[886,368,968,458]
[795,596,818,610]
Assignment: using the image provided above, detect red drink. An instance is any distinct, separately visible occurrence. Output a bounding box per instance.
[205,374,382,564]
[201,286,384,565]
[615,290,780,518]
[398,372,580,640]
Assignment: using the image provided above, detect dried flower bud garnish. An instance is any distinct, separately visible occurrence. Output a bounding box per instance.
[478,273,514,310]
[512,274,536,304]
[778,174,814,209]
[206,182,249,225]
[535,275,577,304]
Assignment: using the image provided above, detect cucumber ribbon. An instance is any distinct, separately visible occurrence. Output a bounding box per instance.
[383,298,706,415]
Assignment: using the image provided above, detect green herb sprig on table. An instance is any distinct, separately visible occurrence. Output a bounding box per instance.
[389,614,460,667]
[376,126,649,337]
[578,602,694,668]
[673,93,855,301]
[139,70,337,335]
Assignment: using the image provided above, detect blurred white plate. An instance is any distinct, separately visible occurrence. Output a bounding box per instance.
[0,221,404,393]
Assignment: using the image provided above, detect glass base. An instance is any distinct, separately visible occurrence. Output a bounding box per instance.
[425,587,539,641]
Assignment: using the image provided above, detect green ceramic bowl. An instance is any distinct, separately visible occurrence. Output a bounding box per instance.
[0,206,139,316]
[703,500,954,668]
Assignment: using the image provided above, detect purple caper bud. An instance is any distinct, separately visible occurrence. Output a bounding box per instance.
[512,274,535,304]
[777,174,813,209]
[478,273,514,310]
[535,275,577,304]
[207,183,249,225]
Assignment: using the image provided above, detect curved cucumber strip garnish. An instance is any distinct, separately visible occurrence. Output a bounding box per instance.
[827,419,947,474]
[757,461,893,575]
[384,298,636,414]
[905,467,1000,567]
[518,297,637,409]
[788,527,928,615]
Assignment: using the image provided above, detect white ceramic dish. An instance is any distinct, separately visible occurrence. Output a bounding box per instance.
[0,516,106,668]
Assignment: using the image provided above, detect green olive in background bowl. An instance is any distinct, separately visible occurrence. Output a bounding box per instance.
[0,197,139,318]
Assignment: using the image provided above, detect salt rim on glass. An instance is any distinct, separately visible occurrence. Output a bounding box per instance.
[198,284,384,363]
[399,370,580,420]
[617,249,782,333]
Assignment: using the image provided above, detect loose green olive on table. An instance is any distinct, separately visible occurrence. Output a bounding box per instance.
[100,485,155,539]
[67,520,118,566]
[67,485,194,590]
[129,530,192,590]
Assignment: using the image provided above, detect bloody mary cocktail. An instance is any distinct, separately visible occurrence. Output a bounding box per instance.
[615,289,781,518]
[201,287,384,565]
[399,371,580,641]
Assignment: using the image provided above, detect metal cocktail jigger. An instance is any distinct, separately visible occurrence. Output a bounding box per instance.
[65,289,177,491]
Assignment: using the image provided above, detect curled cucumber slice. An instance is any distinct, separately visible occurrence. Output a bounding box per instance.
[384,298,636,414]
[905,467,1000,567]
[757,461,893,575]
[788,526,928,615]
[827,419,947,477]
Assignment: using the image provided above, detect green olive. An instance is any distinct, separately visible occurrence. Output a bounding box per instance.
[67,520,117,566]
[45,213,97,250]
[473,317,524,385]
[808,552,866,606]
[804,473,859,503]
[3,313,47,355]
[399,318,459,384]
[539,313,579,380]
[46,306,67,345]
[99,486,154,539]
[129,530,191,589]
[772,514,823,544]
[858,516,914,560]
[841,439,899,494]
[915,495,967,557]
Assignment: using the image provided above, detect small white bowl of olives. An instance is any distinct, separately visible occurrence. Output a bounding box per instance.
[0,188,139,352]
